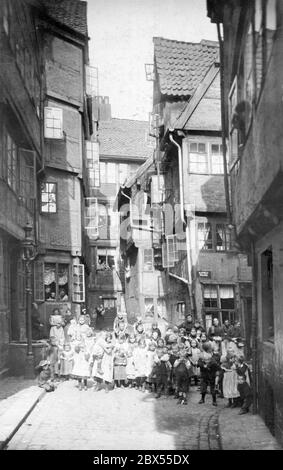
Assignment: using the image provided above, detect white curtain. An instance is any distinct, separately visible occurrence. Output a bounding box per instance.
[219,286,234,299]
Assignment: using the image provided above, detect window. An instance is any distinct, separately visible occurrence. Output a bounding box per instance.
[167,234,179,262]
[107,163,116,184]
[198,223,213,251]
[189,142,208,173]
[261,247,274,341]
[41,182,57,213]
[98,204,108,239]
[162,241,174,268]
[243,22,253,130]
[203,285,218,308]
[86,141,100,188]
[99,162,117,184]
[97,248,116,270]
[44,263,69,302]
[228,77,239,164]
[211,144,224,174]
[85,65,98,96]
[198,220,232,252]
[73,264,85,303]
[203,284,236,326]
[219,285,235,310]
[6,131,17,192]
[145,297,154,318]
[255,0,264,99]
[216,224,232,251]
[144,248,153,271]
[85,197,98,239]
[44,107,63,139]
[266,0,277,64]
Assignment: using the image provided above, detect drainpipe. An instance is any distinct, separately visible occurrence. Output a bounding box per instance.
[169,133,194,314]
[169,134,185,225]
[251,239,258,414]
[216,22,232,226]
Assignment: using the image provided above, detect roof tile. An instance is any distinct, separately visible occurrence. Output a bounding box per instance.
[40,0,88,36]
[153,37,219,97]
[98,119,153,160]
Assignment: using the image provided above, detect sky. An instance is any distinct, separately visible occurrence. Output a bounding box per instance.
[87,0,217,121]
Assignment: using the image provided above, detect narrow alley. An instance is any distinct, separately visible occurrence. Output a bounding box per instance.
[1,0,283,454]
[4,381,279,451]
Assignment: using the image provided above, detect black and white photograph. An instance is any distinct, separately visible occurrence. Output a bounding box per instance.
[0,0,282,454]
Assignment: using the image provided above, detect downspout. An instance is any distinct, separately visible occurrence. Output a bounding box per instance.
[169,133,194,314]
[169,134,185,225]
[216,22,232,226]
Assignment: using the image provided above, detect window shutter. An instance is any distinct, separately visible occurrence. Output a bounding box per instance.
[19,148,36,212]
[162,242,174,268]
[167,234,178,263]
[44,107,63,139]
[228,77,238,164]
[73,264,85,303]
[34,260,44,301]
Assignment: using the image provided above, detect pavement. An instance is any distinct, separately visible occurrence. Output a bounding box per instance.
[0,378,281,451]
[0,377,45,450]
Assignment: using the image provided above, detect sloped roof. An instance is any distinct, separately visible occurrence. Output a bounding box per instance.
[40,0,88,36]
[98,118,153,160]
[153,37,219,97]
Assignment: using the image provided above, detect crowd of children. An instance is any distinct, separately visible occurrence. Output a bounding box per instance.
[37,311,253,415]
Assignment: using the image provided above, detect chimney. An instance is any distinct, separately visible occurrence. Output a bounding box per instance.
[98,96,111,121]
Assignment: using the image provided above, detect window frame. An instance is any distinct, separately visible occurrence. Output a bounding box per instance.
[197,218,232,253]
[188,141,208,174]
[44,107,63,140]
[86,141,100,188]
[43,262,70,302]
[40,182,57,214]
[143,248,154,272]
[72,264,85,303]
[202,283,236,326]
[96,247,116,271]
[85,197,99,239]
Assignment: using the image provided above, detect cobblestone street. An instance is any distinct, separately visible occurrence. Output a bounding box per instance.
[6,382,221,450]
